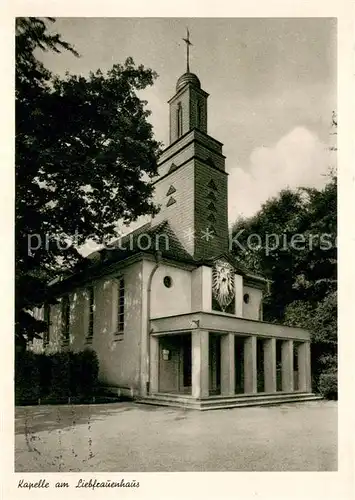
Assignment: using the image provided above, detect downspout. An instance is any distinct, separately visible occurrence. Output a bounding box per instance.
[260,279,271,321]
[259,281,268,321]
[145,250,162,395]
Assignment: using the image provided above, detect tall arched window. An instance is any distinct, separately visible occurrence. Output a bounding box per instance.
[61,295,70,345]
[197,101,202,129]
[86,286,94,344]
[177,102,183,137]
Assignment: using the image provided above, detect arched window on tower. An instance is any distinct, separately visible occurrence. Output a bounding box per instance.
[177,102,183,138]
[197,101,202,129]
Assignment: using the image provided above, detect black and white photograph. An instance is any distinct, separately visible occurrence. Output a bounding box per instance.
[3,4,354,498]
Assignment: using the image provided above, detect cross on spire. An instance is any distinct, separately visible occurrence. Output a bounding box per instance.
[182,28,192,73]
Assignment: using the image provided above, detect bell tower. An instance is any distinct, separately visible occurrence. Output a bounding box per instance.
[152,31,229,260]
[169,72,208,143]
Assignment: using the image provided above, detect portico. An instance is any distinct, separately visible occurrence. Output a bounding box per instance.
[146,312,313,409]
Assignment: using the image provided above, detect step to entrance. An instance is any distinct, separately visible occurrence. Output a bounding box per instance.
[136,392,322,411]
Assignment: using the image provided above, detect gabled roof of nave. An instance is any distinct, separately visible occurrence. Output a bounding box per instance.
[49,220,267,295]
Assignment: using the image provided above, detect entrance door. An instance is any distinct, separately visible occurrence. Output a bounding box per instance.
[209,334,221,395]
[159,337,180,393]
[182,334,192,390]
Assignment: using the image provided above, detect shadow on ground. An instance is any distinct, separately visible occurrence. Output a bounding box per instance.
[15,402,155,435]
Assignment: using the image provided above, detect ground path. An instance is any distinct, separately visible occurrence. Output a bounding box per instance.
[15,400,337,472]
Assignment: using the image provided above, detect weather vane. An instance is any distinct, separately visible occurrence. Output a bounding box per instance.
[182,28,192,73]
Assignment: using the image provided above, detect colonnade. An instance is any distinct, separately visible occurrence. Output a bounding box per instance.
[150,331,312,398]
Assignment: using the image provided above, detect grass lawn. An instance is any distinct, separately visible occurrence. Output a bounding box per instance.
[15,400,337,472]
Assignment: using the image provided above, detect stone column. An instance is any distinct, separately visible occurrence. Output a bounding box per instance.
[244,336,257,393]
[281,340,294,392]
[221,333,235,396]
[192,329,209,399]
[298,342,312,392]
[149,335,159,394]
[264,338,277,393]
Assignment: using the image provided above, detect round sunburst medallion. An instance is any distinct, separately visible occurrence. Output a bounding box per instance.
[212,260,235,312]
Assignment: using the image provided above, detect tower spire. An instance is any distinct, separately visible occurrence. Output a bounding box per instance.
[182,28,192,73]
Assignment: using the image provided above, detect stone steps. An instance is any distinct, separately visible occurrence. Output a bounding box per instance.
[136,392,322,411]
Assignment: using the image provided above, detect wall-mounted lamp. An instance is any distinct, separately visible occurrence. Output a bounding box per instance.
[162,349,170,361]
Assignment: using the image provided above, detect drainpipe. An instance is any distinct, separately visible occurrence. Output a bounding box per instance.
[146,250,162,395]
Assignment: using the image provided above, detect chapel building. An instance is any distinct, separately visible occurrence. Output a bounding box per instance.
[33,63,317,409]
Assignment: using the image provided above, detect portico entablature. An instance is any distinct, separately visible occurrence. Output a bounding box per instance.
[150,311,310,342]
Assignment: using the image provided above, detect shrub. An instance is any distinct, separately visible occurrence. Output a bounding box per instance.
[48,351,71,399]
[15,348,100,404]
[77,349,99,398]
[318,371,337,400]
[69,350,81,397]
[15,350,40,404]
[36,353,52,397]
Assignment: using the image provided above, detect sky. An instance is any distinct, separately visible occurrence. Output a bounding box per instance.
[39,17,337,225]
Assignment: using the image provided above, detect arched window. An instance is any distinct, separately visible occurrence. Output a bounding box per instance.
[43,303,50,347]
[117,277,125,335]
[177,102,183,137]
[61,295,70,345]
[86,286,94,344]
[197,101,202,129]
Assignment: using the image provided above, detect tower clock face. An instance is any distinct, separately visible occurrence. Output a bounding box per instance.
[212,260,235,312]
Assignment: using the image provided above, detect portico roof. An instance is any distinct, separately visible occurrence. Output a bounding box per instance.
[150,311,310,341]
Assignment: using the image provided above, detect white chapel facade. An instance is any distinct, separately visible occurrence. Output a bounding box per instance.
[32,61,317,409]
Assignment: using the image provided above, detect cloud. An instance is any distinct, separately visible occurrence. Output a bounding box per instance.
[228,126,332,222]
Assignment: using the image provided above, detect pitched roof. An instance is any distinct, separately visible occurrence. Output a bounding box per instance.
[77,220,196,279]
[86,223,267,281]
[50,220,267,293]
[101,220,195,264]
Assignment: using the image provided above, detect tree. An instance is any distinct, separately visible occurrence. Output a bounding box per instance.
[231,177,336,322]
[284,291,337,382]
[230,171,337,386]
[16,18,161,346]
